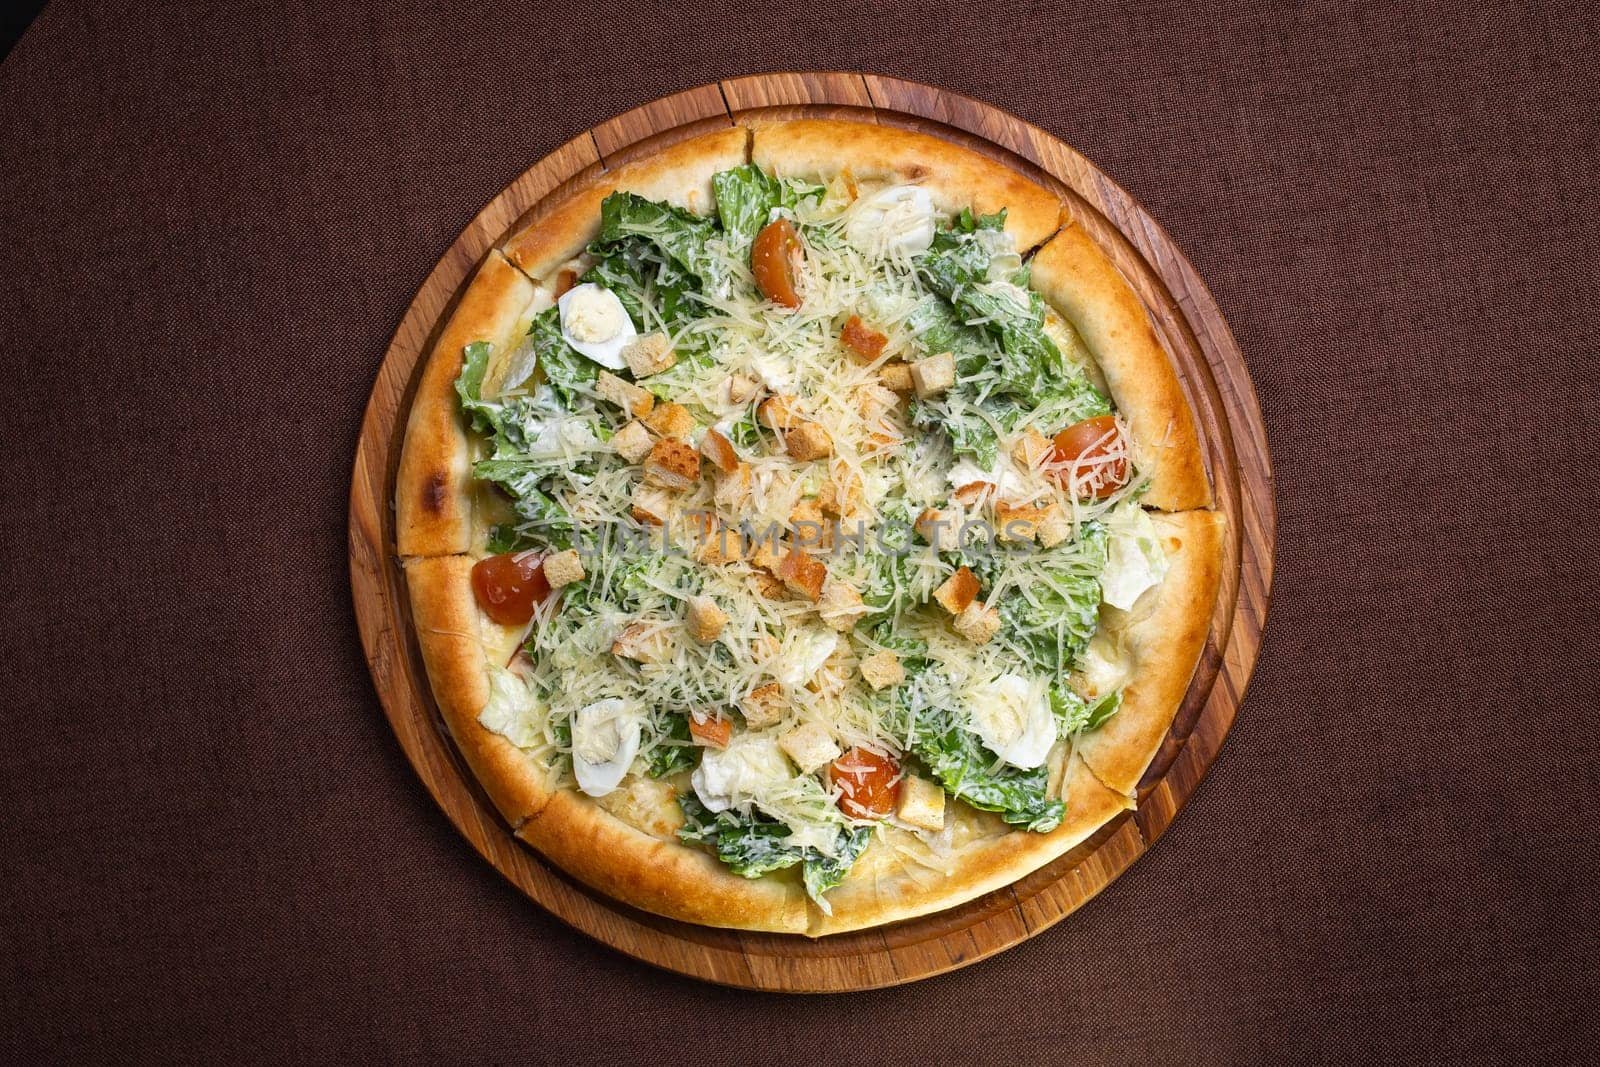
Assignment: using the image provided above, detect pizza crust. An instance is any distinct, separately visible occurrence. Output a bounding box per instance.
[395,129,1227,936]
[502,126,749,282]
[518,789,810,934]
[405,555,813,933]
[403,555,555,825]
[749,119,1064,253]
[395,251,535,557]
[1073,510,1227,794]
[806,752,1131,936]
[1030,224,1212,510]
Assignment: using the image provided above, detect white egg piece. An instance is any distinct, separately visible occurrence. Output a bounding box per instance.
[557,283,635,370]
[969,673,1057,770]
[847,185,936,254]
[571,698,643,798]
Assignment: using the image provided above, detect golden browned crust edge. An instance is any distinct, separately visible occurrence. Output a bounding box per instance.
[403,555,555,825]
[1030,223,1212,510]
[1074,511,1227,794]
[395,251,535,556]
[518,790,810,934]
[806,754,1131,936]
[501,126,750,282]
[748,118,1064,253]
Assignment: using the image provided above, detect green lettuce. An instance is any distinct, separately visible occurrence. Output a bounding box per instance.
[677,795,871,897]
[712,165,823,252]
[909,707,1064,833]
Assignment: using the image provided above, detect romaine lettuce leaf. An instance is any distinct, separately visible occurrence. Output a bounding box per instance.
[1050,683,1122,734]
[712,165,824,252]
[677,794,871,898]
[594,191,721,289]
[910,708,1064,832]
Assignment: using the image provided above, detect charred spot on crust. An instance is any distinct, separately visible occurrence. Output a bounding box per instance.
[423,472,448,514]
[902,163,930,181]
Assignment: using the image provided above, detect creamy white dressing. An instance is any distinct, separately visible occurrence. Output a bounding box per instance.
[967,673,1056,770]
[692,733,792,813]
[846,185,936,255]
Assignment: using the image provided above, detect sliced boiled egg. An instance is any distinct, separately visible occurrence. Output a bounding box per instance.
[557,283,635,369]
[571,697,643,798]
[847,185,936,254]
[968,673,1057,770]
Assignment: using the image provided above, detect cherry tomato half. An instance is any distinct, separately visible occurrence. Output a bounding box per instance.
[830,747,901,820]
[470,551,551,626]
[751,218,803,308]
[1050,415,1128,499]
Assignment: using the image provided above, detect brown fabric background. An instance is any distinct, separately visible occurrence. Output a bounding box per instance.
[1,1,1596,1062]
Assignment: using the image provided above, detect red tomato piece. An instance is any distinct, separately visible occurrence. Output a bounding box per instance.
[840,315,887,361]
[1050,415,1128,499]
[830,747,901,820]
[470,551,551,626]
[751,218,803,308]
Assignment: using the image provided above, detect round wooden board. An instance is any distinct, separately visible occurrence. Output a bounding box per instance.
[350,73,1276,992]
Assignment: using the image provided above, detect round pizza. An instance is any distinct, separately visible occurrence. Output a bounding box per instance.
[395,120,1225,935]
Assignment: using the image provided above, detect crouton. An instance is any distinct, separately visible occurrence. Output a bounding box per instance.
[862,420,902,456]
[752,572,788,599]
[859,650,905,691]
[1010,428,1053,469]
[691,516,739,565]
[612,620,670,662]
[897,774,946,831]
[742,683,786,729]
[621,332,676,377]
[611,419,654,463]
[699,427,740,473]
[910,351,955,398]
[780,722,842,773]
[745,532,787,573]
[853,382,898,420]
[785,421,834,462]
[714,461,753,513]
[630,485,674,526]
[643,402,695,441]
[818,474,862,518]
[996,500,1052,542]
[790,498,832,550]
[915,508,960,553]
[840,315,888,363]
[595,371,654,417]
[952,481,992,506]
[1037,506,1072,549]
[542,549,585,588]
[686,595,728,643]
[879,361,915,393]
[725,373,760,404]
[932,566,980,615]
[817,578,867,632]
[952,602,1001,644]
[777,548,828,602]
[688,712,731,748]
[807,644,855,697]
[642,438,700,490]
[757,394,797,429]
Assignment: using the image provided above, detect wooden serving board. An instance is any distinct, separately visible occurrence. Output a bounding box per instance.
[349,73,1276,991]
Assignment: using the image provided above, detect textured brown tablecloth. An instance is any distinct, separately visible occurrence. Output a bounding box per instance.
[2,1,1596,1062]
